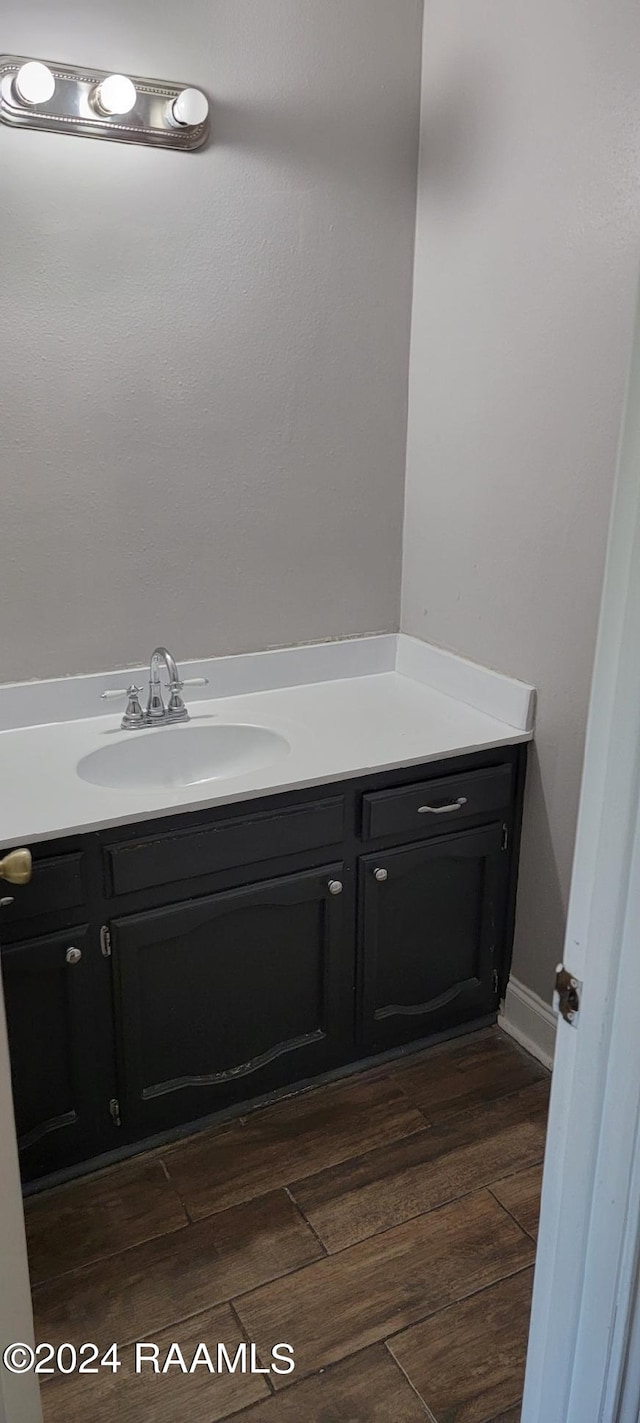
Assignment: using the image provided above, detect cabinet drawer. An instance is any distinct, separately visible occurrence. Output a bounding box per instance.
[1,852,85,931]
[105,797,345,897]
[361,764,513,841]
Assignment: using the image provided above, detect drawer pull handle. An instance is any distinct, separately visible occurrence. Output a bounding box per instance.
[66,947,82,965]
[374,867,388,883]
[328,879,343,896]
[418,797,467,815]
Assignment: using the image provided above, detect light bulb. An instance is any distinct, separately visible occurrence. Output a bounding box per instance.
[169,87,209,128]
[14,61,56,107]
[93,74,136,117]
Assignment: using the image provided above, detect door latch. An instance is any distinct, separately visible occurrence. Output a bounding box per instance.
[554,965,582,1027]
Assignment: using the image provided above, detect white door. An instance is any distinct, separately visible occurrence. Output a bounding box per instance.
[523,275,640,1423]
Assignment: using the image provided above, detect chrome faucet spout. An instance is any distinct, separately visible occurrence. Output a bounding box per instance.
[147,646,188,723]
[151,647,180,688]
[101,646,208,729]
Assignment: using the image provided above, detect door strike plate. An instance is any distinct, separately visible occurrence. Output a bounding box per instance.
[554,965,582,1027]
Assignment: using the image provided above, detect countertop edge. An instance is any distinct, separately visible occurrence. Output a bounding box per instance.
[1,726,532,850]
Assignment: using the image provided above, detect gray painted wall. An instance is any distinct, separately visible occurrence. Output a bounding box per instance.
[1,0,423,681]
[5,0,638,1011]
[402,0,640,1001]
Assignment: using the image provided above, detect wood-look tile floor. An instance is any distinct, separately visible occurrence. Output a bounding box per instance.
[28,1028,549,1423]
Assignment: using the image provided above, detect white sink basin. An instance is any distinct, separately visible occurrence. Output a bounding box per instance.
[77,723,290,791]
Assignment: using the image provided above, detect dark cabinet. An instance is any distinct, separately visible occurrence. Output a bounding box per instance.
[0,746,526,1186]
[110,864,350,1136]
[1,925,102,1179]
[358,824,507,1052]
[104,797,344,897]
[360,765,513,842]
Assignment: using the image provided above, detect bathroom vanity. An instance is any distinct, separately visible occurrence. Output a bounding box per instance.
[0,637,533,1188]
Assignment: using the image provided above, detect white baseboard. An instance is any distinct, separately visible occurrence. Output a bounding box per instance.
[499,976,557,1070]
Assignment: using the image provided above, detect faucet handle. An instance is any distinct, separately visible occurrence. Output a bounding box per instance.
[164,677,208,723]
[101,685,146,730]
[163,677,209,694]
[101,683,144,701]
[123,685,145,728]
[165,678,189,723]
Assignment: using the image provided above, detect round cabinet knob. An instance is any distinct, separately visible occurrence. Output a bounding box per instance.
[374,867,388,883]
[328,879,343,896]
[0,848,32,885]
[0,897,15,909]
[66,947,82,965]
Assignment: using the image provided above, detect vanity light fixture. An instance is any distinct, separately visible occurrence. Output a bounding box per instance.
[13,60,55,106]
[0,53,209,151]
[168,87,210,129]
[92,73,137,117]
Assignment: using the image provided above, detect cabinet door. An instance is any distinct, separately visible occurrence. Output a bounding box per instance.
[0,925,102,1180]
[359,825,506,1052]
[111,864,350,1135]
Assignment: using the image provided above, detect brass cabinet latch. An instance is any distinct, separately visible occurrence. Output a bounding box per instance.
[554,965,582,1027]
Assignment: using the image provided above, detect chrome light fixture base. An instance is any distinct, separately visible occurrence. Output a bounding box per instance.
[0,55,209,151]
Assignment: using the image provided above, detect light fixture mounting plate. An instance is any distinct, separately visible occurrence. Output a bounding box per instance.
[0,55,209,151]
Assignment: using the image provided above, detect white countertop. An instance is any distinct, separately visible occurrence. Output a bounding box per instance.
[0,636,534,848]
